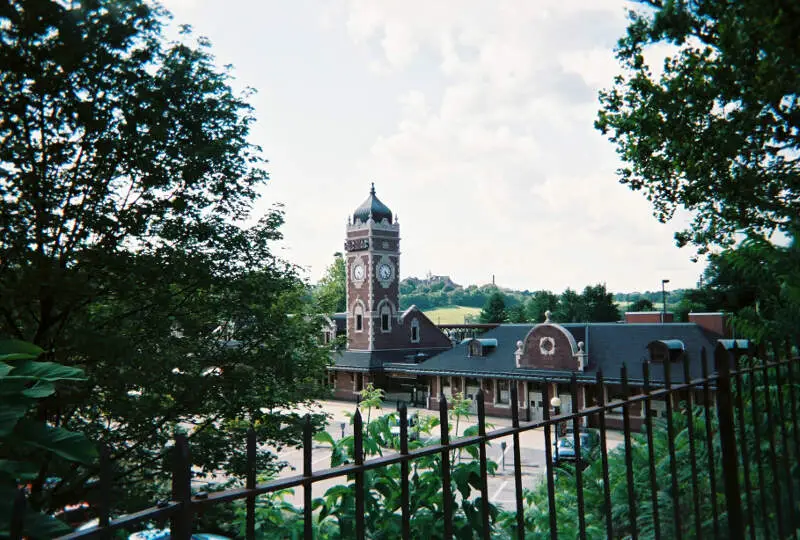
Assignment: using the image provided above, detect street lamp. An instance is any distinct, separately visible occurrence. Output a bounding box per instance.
[550,396,562,464]
[661,279,670,323]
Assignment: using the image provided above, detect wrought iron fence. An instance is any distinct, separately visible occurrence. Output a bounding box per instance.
[9,340,800,539]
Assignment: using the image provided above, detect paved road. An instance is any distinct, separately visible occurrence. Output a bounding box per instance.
[262,399,624,511]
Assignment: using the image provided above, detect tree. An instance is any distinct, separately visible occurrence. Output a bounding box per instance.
[314,252,346,313]
[0,0,329,513]
[506,303,528,323]
[555,288,586,323]
[688,232,800,341]
[629,298,655,312]
[526,291,559,323]
[479,292,508,323]
[583,284,621,322]
[596,1,800,252]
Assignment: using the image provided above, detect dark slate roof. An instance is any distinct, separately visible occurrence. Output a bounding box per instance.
[352,183,392,224]
[330,347,450,372]
[383,322,720,385]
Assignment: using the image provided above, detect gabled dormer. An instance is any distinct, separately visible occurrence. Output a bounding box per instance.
[463,338,498,357]
[646,339,685,363]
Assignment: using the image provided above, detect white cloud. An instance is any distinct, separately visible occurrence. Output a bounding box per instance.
[159,0,703,293]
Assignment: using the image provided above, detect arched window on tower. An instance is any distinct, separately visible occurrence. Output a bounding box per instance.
[354,303,364,332]
[410,318,420,343]
[379,302,392,333]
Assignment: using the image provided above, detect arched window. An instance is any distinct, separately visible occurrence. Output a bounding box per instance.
[354,303,364,332]
[379,303,392,332]
[410,318,420,343]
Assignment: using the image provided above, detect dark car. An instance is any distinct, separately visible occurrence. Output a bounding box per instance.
[552,429,600,465]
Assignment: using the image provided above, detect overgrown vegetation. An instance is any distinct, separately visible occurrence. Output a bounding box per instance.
[0,0,330,515]
[193,352,800,538]
[0,340,95,537]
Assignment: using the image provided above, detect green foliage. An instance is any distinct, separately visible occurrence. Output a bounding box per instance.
[0,340,96,538]
[302,408,500,539]
[596,1,799,252]
[526,290,559,324]
[480,292,508,323]
[554,284,620,323]
[314,253,346,313]
[506,304,527,324]
[498,356,800,538]
[698,234,800,341]
[629,298,655,312]
[554,288,586,323]
[0,0,330,513]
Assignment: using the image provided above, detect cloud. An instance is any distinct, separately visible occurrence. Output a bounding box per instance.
[337,0,702,292]
[158,0,703,292]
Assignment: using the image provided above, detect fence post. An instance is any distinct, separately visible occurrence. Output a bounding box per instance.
[246,427,256,540]
[714,342,744,540]
[171,433,193,540]
[98,444,112,538]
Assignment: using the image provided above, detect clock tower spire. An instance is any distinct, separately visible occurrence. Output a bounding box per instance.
[344,184,400,350]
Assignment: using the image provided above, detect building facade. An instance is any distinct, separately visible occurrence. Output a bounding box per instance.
[328,185,451,404]
[328,188,743,429]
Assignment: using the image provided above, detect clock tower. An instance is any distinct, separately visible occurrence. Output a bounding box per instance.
[345,184,400,350]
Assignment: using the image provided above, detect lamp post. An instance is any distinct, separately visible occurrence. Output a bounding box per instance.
[550,396,562,464]
[661,279,670,323]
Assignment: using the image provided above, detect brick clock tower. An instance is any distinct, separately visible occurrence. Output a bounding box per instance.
[345,184,400,351]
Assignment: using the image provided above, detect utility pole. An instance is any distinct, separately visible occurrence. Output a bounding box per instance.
[661,279,670,323]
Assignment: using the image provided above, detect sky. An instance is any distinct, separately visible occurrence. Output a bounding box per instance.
[161,0,705,294]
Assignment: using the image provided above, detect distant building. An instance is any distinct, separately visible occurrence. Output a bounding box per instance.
[328,187,745,428]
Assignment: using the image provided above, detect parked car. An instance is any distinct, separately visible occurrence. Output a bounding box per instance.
[390,412,420,441]
[128,528,230,540]
[552,429,600,466]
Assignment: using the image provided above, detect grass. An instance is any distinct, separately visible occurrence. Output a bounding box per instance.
[423,305,482,324]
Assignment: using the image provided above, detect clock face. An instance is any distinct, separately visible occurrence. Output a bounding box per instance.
[378,263,392,281]
[353,263,365,281]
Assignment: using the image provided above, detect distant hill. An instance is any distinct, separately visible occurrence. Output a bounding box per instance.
[399,275,529,311]
[400,275,688,313]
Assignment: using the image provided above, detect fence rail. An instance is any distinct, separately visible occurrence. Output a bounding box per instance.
[10,340,800,539]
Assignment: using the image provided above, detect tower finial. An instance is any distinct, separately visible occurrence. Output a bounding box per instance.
[370,182,375,195]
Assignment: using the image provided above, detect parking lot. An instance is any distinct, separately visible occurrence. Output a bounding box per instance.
[267,399,624,511]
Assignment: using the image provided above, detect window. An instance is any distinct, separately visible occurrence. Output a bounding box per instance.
[354,303,364,332]
[468,340,483,357]
[379,302,392,333]
[410,318,420,343]
[495,380,510,405]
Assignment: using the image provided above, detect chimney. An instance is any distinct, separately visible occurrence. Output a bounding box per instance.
[689,312,731,338]
[625,311,674,324]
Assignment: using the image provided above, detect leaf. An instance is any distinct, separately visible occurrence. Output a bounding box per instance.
[313,430,335,446]
[0,362,12,377]
[21,381,55,398]
[0,484,71,538]
[0,340,44,357]
[0,404,28,437]
[4,360,86,382]
[0,460,39,481]
[13,419,97,464]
